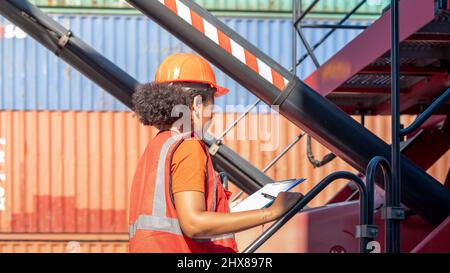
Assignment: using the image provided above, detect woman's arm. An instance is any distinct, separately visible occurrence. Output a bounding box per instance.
[173,191,302,239]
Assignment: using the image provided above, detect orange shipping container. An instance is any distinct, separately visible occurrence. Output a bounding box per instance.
[0,234,128,253]
[0,110,448,235]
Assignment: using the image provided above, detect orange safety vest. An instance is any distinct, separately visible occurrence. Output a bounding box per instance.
[129,130,238,253]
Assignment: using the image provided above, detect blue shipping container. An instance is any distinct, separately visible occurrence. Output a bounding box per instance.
[0,14,370,112]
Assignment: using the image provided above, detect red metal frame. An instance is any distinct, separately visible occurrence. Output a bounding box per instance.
[359,66,448,76]
[333,87,408,94]
[411,216,450,252]
[304,0,437,96]
[402,115,450,175]
[375,73,450,114]
[252,202,434,253]
[304,0,450,116]
[407,33,450,42]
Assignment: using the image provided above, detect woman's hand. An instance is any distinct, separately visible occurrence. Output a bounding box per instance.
[267,192,304,218]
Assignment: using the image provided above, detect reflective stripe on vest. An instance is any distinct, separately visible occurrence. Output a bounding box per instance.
[129,214,182,238]
[129,132,234,242]
[153,134,179,217]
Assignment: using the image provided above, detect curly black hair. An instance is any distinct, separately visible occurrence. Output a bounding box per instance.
[132,82,215,129]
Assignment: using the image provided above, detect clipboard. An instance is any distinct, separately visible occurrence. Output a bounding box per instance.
[230,178,306,213]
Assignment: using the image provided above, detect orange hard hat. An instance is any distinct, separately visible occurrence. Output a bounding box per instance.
[154,53,229,97]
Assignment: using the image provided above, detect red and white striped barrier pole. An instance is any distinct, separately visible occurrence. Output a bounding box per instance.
[127,0,293,106]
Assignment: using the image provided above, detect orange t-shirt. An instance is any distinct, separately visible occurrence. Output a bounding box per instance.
[171,138,207,194]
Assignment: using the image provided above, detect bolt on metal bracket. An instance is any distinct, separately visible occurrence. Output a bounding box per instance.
[55,30,72,56]
[381,206,405,220]
[355,224,378,239]
[208,141,221,156]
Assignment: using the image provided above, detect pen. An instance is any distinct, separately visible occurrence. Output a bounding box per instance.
[261,192,276,200]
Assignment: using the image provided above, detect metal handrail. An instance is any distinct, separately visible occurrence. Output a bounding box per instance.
[365,156,403,253]
[243,171,376,253]
[295,0,368,66]
[293,0,320,27]
[400,88,450,137]
[301,24,368,29]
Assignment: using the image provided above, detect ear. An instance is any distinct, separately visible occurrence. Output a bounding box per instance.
[192,95,203,111]
[192,95,203,119]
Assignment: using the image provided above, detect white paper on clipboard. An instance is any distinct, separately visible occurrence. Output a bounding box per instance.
[230,178,306,213]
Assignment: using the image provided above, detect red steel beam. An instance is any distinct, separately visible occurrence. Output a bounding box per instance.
[402,115,450,172]
[360,66,447,76]
[411,216,450,253]
[375,73,450,114]
[304,0,439,96]
[334,104,450,115]
[407,33,450,43]
[333,87,408,94]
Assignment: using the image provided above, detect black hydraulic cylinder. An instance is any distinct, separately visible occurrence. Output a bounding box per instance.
[0,0,273,194]
[283,79,450,225]
[126,0,450,224]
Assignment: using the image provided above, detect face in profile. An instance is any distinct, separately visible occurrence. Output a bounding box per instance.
[191,95,215,137]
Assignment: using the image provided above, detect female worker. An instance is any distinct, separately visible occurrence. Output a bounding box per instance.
[129,53,303,253]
